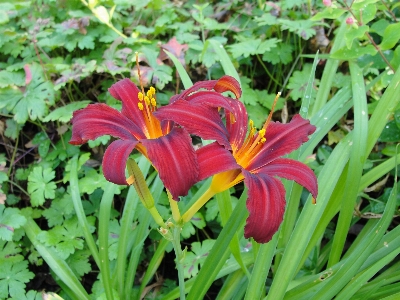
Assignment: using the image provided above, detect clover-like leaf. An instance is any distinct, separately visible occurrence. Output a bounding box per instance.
[182,239,215,278]
[0,205,27,241]
[0,260,34,299]
[65,249,91,278]
[36,217,93,259]
[42,191,75,227]
[43,101,90,123]
[27,167,57,206]
[0,63,55,124]
[0,240,24,263]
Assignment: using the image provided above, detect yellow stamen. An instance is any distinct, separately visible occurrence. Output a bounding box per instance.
[138,92,144,101]
[263,92,281,130]
[135,52,162,138]
[151,97,157,107]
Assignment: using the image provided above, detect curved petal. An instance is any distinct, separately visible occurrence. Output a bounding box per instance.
[185,91,235,114]
[257,158,318,199]
[196,142,240,181]
[103,140,138,185]
[141,127,199,200]
[248,115,316,170]
[69,104,143,145]
[108,79,147,133]
[154,100,231,149]
[243,170,286,243]
[169,75,240,103]
[170,80,218,103]
[213,75,242,99]
[225,98,248,150]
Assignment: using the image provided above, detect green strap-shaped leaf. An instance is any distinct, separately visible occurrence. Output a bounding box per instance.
[69,155,100,267]
[164,49,193,89]
[98,181,118,300]
[186,190,248,299]
[24,217,89,300]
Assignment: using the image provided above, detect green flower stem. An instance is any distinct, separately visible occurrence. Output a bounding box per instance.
[172,225,186,300]
[182,187,216,223]
[127,158,166,228]
[168,190,182,223]
[148,206,167,228]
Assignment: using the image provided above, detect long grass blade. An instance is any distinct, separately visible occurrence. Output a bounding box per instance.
[164,49,193,89]
[327,61,368,267]
[24,217,90,300]
[69,155,100,267]
[187,190,248,299]
[98,182,118,300]
[208,39,241,86]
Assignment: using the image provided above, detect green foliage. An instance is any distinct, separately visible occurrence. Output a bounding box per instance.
[0,63,55,124]
[182,239,215,278]
[287,64,320,101]
[1,0,399,298]
[43,101,91,123]
[0,205,26,241]
[42,189,75,227]
[36,216,94,260]
[27,166,57,207]
[0,261,34,299]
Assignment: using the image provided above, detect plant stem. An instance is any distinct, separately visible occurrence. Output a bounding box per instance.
[181,187,215,223]
[168,190,182,223]
[172,225,186,300]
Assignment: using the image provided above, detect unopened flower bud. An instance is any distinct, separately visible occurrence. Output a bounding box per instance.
[346,17,354,25]
[323,0,332,7]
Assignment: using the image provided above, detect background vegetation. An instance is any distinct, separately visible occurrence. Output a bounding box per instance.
[0,0,399,299]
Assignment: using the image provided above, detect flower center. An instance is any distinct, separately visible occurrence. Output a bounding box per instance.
[233,92,281,169]
[136,53,163,139]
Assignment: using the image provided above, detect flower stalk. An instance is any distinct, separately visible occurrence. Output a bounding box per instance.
[182,187,216,223]
[126,158,166,228]
[171,224,186,300]
[168,190,182,223]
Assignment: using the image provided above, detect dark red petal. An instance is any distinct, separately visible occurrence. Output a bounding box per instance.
[196,142,240,181]
[141,127,199,200]
[108,78,147,133]
[213,75,242,99]
[69,104,143,145]
[243,170,286,243]
[185,91,235,114]
[103,140,138,185]
[257,158,318,199]
[225,98,248,150]
[248,114,316,170]
[153,100,231,149]
[170,80,219,103]
[169,76,240,103]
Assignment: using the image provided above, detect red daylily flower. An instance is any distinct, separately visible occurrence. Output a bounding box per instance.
[69,77,241,200]
[156,76,318,243]
[69,79,201,200]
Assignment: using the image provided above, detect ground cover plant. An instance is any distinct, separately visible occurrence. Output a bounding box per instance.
[0,0,400,299]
